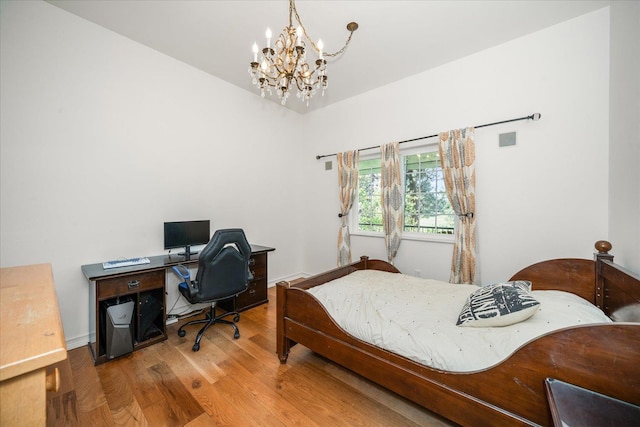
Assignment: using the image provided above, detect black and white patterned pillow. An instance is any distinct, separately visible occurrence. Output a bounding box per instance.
[457,281,540,327]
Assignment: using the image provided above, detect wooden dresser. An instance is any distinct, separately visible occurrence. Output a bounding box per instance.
[0,263,67,425]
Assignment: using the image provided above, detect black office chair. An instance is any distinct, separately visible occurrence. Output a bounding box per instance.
[172,228,252,351]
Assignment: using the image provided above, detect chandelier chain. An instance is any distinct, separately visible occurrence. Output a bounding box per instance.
[290,0,356,58]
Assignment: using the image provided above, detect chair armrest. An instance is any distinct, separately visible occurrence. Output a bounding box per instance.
[172,265,191,281]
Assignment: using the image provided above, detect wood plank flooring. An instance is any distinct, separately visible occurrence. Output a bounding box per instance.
[47,287,458,426]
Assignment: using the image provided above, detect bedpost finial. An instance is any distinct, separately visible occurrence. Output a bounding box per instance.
[594,240,612,254]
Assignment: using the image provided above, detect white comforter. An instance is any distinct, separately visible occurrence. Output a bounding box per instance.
[306,270,611,372]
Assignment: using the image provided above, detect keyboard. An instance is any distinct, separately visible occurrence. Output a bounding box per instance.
[103,257,150,269]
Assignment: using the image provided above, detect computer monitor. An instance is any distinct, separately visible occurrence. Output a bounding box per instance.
[163,220,210,260]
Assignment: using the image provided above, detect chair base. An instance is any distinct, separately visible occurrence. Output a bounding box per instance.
[177,304,241,351]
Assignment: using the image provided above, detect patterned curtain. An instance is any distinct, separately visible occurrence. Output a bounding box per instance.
[439,128,478,284]
[337,150,359,266]
[381,142,403,263]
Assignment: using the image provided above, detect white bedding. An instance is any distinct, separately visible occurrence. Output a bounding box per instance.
[306,270,611,372]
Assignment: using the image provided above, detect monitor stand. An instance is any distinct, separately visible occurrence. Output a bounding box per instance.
[177,246,199,261]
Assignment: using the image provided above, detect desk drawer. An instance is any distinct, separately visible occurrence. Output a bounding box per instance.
[97,270,164,299]
[235,279,267,309]
[250,253,265,268]
[249,264,266,281]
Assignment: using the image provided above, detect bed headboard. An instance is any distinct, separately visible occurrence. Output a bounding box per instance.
[509,258,595,302]
[510,241,640,321]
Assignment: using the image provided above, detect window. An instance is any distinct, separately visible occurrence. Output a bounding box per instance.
[356,147,454,237]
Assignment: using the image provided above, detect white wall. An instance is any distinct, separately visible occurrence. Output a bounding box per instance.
[0,0,306,348]
[302,8,611,284]
[609,1,640,272]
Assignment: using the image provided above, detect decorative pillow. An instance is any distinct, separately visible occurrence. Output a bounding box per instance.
[457,281,540,327]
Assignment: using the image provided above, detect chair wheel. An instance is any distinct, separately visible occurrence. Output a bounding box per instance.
[233,314,240,323]
[192,343,200,351]
[178,330,186,337]
[233,331,240,339]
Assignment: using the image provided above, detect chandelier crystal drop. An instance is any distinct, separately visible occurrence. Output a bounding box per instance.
[248,0,358,107]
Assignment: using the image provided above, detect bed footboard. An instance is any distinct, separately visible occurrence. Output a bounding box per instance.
[276,256,400,363]
[276,281,295,363]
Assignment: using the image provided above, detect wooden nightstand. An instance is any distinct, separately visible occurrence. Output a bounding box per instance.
[545,378,640,426]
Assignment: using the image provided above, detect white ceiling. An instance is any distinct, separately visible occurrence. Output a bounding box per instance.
[47,0,610,114]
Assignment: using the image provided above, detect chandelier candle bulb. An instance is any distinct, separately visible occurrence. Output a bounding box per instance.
[266,27,272,48]
[296,26,303,46]
[318,39,324,59]
[252,43,258,62]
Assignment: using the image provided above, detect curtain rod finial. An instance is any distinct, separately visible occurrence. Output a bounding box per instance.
[532,113,541,121]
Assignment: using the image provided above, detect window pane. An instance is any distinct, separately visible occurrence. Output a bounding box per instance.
[357,158,383,232]
[359,158,381,174]
[402,151,452,235]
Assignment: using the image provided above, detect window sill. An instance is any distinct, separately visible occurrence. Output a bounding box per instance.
[350,231,455,244]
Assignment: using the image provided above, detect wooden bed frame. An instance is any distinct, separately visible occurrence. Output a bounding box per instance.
[276,241,640,426]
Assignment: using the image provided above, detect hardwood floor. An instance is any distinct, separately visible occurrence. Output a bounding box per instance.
[47,287,457,426]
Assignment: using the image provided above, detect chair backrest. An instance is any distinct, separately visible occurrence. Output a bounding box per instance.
[193,228,251,302]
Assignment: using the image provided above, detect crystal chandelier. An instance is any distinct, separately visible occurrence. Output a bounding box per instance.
[248,0,358,106]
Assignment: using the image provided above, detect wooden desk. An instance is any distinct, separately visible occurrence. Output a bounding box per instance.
[0,263,67,426]
[81,244,274,364]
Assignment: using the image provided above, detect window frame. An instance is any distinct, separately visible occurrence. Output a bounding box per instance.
[349,143,455,244]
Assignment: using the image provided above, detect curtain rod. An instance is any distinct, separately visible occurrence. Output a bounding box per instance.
[315,112,542,160]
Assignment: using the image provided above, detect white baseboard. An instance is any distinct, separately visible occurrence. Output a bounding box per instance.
[66,334,92,350]
[267,272,310,287]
